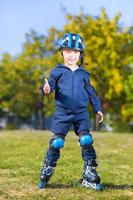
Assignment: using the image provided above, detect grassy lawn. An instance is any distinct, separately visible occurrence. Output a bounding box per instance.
[0,130,133,200]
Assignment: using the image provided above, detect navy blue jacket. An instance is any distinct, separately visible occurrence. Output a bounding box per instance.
[41,64,102,113]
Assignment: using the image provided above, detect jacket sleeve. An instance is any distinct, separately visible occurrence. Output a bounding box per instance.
[40,68,61,93]
[84,76,102,113]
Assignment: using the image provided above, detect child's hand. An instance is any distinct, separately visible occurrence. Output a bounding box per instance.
[96,111,103,124]
[43,79,50,94]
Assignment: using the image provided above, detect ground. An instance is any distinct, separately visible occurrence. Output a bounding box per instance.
[0,130,133,200]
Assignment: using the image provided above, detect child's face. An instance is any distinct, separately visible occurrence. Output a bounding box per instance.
[62,48,80,67]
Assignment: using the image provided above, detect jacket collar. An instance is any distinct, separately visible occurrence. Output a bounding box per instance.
[56,64,90,74]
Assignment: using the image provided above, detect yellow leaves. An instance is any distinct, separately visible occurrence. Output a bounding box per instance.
[85,36,105,51]
[121,104,133,121]
[90,79,97,88]
[99,8,108,19]
[65,14,73,21]
[0,9,132,123]
[121,105,127,117]
[0,101,10,110]
[106,36,113,46]
[110,51,117,60]
[105,88,113,100]
[110,51,120,66]
[113,69,122,82]
[97,38,105,46]
[105,69,123,99]
[115,82,123,95]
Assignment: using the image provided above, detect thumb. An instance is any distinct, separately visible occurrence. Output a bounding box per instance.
[45,78,49,85]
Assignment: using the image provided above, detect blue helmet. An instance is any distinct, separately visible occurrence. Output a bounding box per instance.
[59,33,85,52]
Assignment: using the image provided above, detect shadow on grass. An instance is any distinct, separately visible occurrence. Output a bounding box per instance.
[47,183,72,189]
[47,181,80,189]
[47,182,133,190]
[104,183,133,190]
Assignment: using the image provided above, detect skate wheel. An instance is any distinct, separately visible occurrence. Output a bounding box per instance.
[39,180,46,189]
[96,183,103,191]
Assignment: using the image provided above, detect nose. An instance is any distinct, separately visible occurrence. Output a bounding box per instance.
[69,50,76,56]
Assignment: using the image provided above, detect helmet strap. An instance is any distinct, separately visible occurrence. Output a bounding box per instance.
[80,52,84,65]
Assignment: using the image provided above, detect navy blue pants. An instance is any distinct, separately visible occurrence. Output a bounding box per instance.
[44,108,96,165]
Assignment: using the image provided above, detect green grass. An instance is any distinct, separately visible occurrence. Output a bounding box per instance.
[0,130,133,200]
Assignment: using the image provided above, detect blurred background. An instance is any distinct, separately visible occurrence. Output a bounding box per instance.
[0,0,133,132]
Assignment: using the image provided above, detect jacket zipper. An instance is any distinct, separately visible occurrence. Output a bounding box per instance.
[72,71,74,113]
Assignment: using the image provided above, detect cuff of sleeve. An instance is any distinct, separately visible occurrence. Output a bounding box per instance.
[94,106,103,113]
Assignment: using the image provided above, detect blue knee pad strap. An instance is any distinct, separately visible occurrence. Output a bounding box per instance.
[51,138,64,149]
[80,135,93,147]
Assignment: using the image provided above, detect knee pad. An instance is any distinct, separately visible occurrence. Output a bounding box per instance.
[51,137,64,149]
[79,134,93,147]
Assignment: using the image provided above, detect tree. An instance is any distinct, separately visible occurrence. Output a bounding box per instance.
[42,9,133,130]
[0,10,133,131]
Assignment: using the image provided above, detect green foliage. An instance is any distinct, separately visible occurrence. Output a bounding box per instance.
[0,9,133,130]
[0,31,54,119]
[122,56,133,123]
[0,131,133,199]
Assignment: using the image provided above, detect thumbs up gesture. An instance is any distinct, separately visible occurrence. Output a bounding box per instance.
[43,78,50,94]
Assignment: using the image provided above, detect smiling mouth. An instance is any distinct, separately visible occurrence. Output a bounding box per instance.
[68,59,75,62]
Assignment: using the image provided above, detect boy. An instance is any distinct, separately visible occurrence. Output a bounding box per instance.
[39,33,103,191]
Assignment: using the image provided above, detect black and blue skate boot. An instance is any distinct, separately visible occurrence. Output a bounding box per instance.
[39,160,56,189]
[80,159,103,191]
